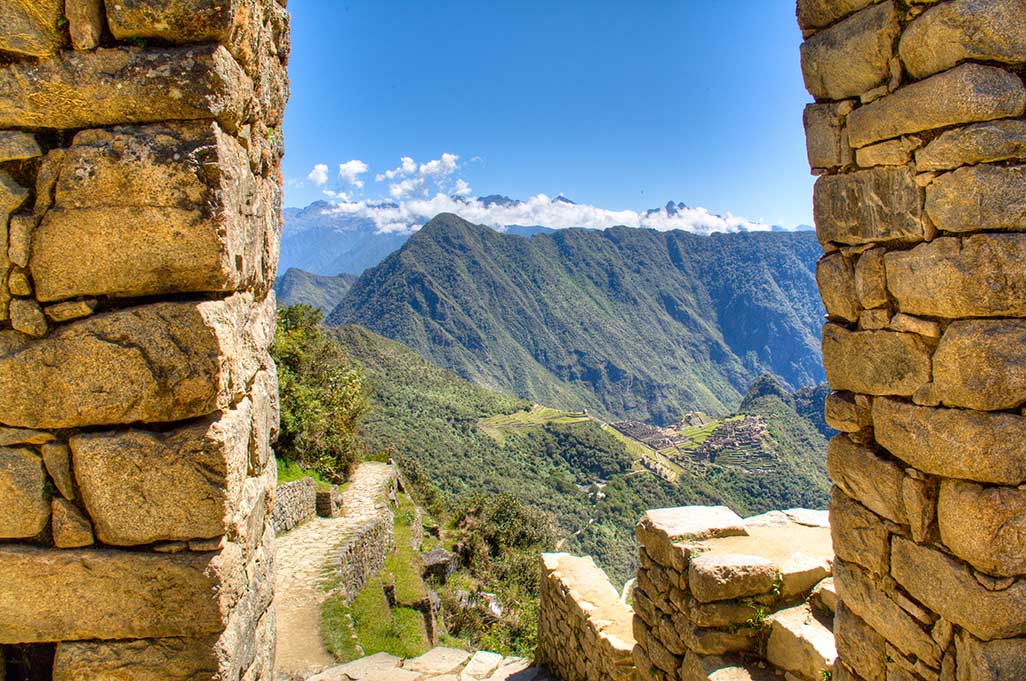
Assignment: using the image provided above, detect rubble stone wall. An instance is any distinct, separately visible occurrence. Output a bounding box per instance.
[799,1,1026,679]
[537,553,637,681]
[0,0,289,678]
[272,478,317,534]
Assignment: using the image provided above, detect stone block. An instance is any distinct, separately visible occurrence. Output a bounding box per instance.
[0,45,251,132]
[856,137,917,167]
[44,299,98,323]
[679,596,760,629]
[937,479,1026,577]
[827,434,906,525]
[888,313,939,338]
[688,553,777,603]
[833,559,941,667]
[926,164,1026,233]
[846,64,1026,148]
[817,252,859,322]
[899,0,1026,79]
[812,578,837,614]
[53,637,219,681]
[800,2,899,100]
[71,405,250,546]
[0,428,54,446]
[891,536,1026,641]
[901,474,937,544]
[813,168,923,246]
[65,0,104,50]
[830,486,891,576]
[0,545,239,642]
[917,119,1026,172]
[766,604,837,681]
[9,298,48,337]
[825,391,863,432]
[954,631,1026,681]
[779,551,831,598]
[854,248,887,309]
[0,0,65,57]
[804,101,854,170]
[0,132,42,162]
[636,506,746,570]
[0,293,274,429]
[822,324,932,397]
[873,396,1026,484]
[835,602,886,681]
[33,122,278,301]
[51,498,94,548]
[932,319,1026,411]
[248,368,279,475]
[796,0,876,31]
[106,0,236,44]
[0,447,50,539]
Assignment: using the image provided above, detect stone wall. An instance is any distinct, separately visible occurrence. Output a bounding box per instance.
[799,0,1026,679]
[330,468,399,603]
[272,478,317,534]
[537,553,637,681]
[0,1,288,679]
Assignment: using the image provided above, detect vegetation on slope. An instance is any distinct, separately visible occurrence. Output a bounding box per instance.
[274,268,357,313]
[329,214,824,425]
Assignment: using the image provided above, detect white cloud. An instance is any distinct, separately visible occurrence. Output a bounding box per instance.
[376,156,417,182]
[338,160,369,188]
[307,163,329,186]
[419,152,459,177]
[389,177,424,199]
[454,178,473,197]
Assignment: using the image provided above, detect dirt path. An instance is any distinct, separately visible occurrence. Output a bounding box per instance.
[273,461,397,678]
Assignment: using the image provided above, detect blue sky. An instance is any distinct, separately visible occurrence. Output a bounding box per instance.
[282,1,815,230]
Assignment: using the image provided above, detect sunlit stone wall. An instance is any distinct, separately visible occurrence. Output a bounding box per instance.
[799,0,1026,678]
[0,0,288,677]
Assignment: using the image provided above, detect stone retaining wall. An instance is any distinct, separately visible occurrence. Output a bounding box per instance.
[272,478,317,534]
[799,0,1026,678]
[331,471,399,603]
[537,553,637,681]
[0,1,288,678]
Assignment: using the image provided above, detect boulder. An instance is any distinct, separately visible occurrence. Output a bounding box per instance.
[899,0,1026,79]
[925,164,1026,233]
[813,167,923,245]
[421,547,459,582]
[822,324,932,397]
[800,2,899,100]
[846,64,1026,148]
[932,319,1026,411]
[937,480,1026,577]
[873,397,1026,484]
[0,447,50,538]
[916,119,1026,172]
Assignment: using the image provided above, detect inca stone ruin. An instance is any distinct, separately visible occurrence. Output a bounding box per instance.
[0,0,288,677]
[3,0,1026,679]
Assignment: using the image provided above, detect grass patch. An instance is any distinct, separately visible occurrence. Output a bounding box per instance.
[388,493,429,605]
[480,404,590,443]
[276,457,333,486]
[350,576,430,659]
[321,594,361,661]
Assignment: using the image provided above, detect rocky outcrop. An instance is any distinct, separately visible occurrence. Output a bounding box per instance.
[0,1,288,678]
[799,2,1026,679]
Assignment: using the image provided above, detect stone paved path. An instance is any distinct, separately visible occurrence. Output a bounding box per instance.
[308,647,552,681]
[274,462,397,678]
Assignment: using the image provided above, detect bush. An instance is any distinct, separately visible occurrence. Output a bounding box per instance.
[272,304,368,482]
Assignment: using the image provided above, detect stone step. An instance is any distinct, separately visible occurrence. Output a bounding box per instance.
[305,648,550,681]
[766,604,837,681]
[681,651,778,681]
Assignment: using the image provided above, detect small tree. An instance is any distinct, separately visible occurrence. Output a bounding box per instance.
[272,304,368,481]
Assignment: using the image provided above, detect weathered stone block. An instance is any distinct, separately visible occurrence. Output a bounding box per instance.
[106,0,236,44]
[53,637,219,681]
[51,498,94,548]
[71,405,250,546]
[813,168,923,245]
[0,172,30,218]
[65,0,104,50]
[0,45,251,132]
[817,253,859,322]
[44,299,98,323]
[825,391,864,432]
[248,368,279,475]
[899,0,1026,79]
[9,298,48,337]
[0,447,50,539]
[917,119,1026,172]
[835,601,886,681]
[833,559,941,667]
[830,487,891,576]
[766,604,837,681]
[892,536,1026,640]
[0,0,65,57]
[954,631,1026,681]
[889,313,939,338]
[796,0,877,31]
[827,434,906,524]
[926,164,1026,234]
[688,553,777,603]
[0,545,239,642]
[937,480,1026,577]
[822,324,932,396]
[932,319,1026,411]
[847,64,1026,148]
[854,248,887,309]
[804,102,854,170]
[800,2,899,100]
[32,122,277,301]
[636,506,746,570]
[0,132,42,162]
[901,474,937,544]
[856,137,917,167]
[0,294,274,429]
[873,397,1026,485]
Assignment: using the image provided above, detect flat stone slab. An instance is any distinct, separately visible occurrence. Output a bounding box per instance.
[403,648,472,675]
[689,553,777,603]
[307,653,402,681]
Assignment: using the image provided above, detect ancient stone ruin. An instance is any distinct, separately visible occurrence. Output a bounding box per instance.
[0,0,288,678]
[801,0,1026,678]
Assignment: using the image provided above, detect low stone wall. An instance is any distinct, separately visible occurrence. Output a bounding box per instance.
[330,470,399,603]
[537,553,637,681]
[272,478,317,534]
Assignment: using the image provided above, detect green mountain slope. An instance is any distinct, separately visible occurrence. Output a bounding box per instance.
[328,214,824,425]
[275,268,357,313]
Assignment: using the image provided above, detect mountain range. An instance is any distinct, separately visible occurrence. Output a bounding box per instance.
[325,213,825,425]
